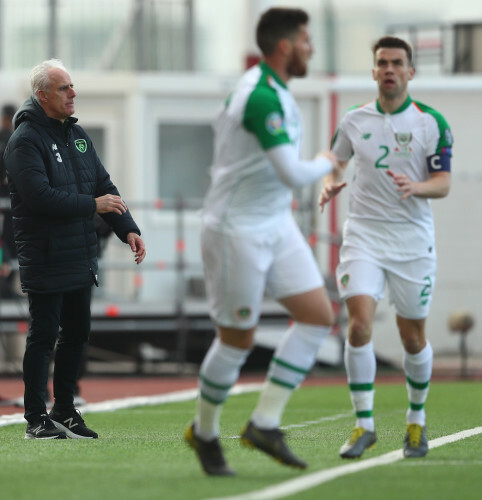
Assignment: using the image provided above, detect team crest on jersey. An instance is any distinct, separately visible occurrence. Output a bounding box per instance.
[340,274,350,287]
[75,139,87,153]
[394,132,413,158]
[395,132,412,146]
[265,112,286,136]
[236,307,252,320]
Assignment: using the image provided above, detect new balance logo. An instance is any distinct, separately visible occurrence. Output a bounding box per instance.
[63,417,79,429]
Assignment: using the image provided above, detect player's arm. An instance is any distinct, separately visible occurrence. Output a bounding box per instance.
[388,111,453,200]
[266,144,336,188]
[244,88,336,187]
[387,142,452,200]
[318,120,352,212]
[386,169,450,200]
[318,160,348,212]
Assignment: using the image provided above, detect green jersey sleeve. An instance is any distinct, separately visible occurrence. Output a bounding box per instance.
[414,100,453,155]
[243,86,291,150]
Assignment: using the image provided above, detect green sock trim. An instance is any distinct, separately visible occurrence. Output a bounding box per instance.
[200,374,232,391]
[269,376,297,390]
[349,382,374,391]
[410,402,425,411]
[272,357,309,375]
[356,410,373,418]
[406,376,430,390]
[200,391,225,405]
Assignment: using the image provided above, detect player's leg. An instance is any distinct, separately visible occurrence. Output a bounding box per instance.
[387,258,435,458]
[241,219,334,468]
[186,227,267,475]
[337,258,385,458]
[397,316,431,457]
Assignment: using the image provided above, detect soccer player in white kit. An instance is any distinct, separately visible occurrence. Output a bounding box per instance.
[185,8,340,476]
[320,36,453,459]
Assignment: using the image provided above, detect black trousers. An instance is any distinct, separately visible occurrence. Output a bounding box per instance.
[23,286,92,422]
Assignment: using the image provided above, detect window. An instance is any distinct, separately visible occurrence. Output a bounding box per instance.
[158,123,213,199]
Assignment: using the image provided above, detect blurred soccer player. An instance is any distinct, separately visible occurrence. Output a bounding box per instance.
[320,36,453,459]
[184,7,340,476]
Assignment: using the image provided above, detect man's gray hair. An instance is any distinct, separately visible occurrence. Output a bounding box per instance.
[30,59,68,102]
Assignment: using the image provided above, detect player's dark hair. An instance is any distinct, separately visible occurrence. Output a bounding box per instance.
[372,36,413,66]
[256,8,309,57]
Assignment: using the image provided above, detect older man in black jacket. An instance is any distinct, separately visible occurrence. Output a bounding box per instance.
[4,59,146,439]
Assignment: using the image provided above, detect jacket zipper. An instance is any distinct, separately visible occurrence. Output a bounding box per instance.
[65,124,98,287]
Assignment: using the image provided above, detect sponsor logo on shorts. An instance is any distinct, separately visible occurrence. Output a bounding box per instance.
[265,112,286,136]
[237,307,252,319]
[340,274,350,287]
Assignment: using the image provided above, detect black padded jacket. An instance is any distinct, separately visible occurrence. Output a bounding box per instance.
[4,97,140,293]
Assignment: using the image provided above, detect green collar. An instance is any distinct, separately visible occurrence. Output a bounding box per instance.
[260,61,287,89]
[376,95,412,114]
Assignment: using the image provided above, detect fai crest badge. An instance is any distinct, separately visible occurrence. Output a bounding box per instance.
[394,132,412,146]
[394,132,413,158]
[75,139,87,153]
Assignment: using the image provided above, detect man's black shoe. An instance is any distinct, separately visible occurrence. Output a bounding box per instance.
[185,423,236,476]
[49,409,98,439]
[240,421,307,469]
[25,414,67,440]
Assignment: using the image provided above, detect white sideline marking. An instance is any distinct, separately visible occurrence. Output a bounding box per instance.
[209,427,482,500]
[0,382,264,427]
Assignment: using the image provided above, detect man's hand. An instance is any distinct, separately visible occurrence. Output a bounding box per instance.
[127,232,146,264]
[318,153,347,212]
[0,262,11,278]
[386,170,416,199]
[316,150,338,166]
[95,194,127,215]
[319,181,347,212]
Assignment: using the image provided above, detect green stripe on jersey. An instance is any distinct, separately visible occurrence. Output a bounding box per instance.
[413,99,453,153]
[242,62,291,150]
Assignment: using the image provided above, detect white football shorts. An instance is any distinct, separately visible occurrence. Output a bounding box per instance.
[201,217,324,328]
[336,245,437,320]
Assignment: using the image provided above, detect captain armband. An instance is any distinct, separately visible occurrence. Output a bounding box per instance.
[427,152,451,173]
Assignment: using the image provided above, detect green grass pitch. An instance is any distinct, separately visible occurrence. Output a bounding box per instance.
[0,380,480,499]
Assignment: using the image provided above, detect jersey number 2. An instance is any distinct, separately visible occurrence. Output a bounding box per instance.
[375,145,389,169]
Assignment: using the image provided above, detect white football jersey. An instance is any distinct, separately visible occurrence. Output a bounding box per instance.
[202,62,302,234]
[332,96,453,260]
